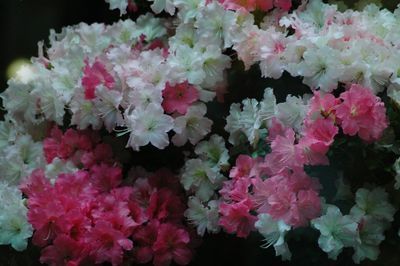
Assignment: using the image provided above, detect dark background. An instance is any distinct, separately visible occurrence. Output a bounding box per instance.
[1,0,400,266]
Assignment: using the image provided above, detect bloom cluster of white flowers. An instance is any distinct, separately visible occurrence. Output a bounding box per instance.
[225,87,309,145]
[312,187,396,263]
[1,9,235,151]
[181,135,230,236]
[230,0,400,95]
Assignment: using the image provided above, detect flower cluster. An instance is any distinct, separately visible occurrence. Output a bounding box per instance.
[21,127,197,266]
[232,0,400,95]
[185,83,390,261]
[1,0,400,265]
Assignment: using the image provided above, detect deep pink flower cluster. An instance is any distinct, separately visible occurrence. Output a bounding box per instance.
[218,0,292,12]
[23,127,196,266]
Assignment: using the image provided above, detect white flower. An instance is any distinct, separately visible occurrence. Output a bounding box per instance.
[0,135,44,185]
[181,159,225,201]
[194,2,236,48]
[225,99,261,146]
[259,88,277,128]
[184,196,221,236]
[0,182,32,251]
[350,187,396,223]
[1,79,39,124]
[127,83,163,109]
[275,95,307,132]
[31,78,66,125]
[194,134,229,170]
[300,46,344,92]
[351,216,385,264]
[255,214,292,261]
[167,44,206,85]
[125,103,174,150]
[311,205,358,260]
[70,90,102,130]
[93,86,124,132]
[105,0,128,15]
[393,157,400,189]
[133,14,167,42]
[200,45,231,88]
[0,209,33,251]
[148,0,176,15]
[172,103,213,146]
[0,120,17,149]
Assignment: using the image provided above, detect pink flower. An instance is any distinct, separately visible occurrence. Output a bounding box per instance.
[82,58,115,100]
[267,117,286,142]
[305,91,340,126]
[252,169,321,227]
[219,200,257,238]
[220,177,253,203]
[162,81,199,114]
[229,155,260,179]
[153,223,193,266]
[298,118,338,165]
[264,127,305,175]
[335,84,388,142]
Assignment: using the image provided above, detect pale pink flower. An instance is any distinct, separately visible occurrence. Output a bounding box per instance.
[298,118,338,165]
[264,127,304,175]
[305,91,340,125]
[253,169,321,227]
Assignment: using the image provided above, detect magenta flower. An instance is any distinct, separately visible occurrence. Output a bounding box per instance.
[86,221,133,266]
[132,220,159,264]
[82,58,115,100]
[153,223,193,266]
[162,81,199,114]
[40,235,87,266]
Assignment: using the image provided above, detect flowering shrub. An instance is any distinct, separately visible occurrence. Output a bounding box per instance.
[1,0,400,265]
[21,127,197,266]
